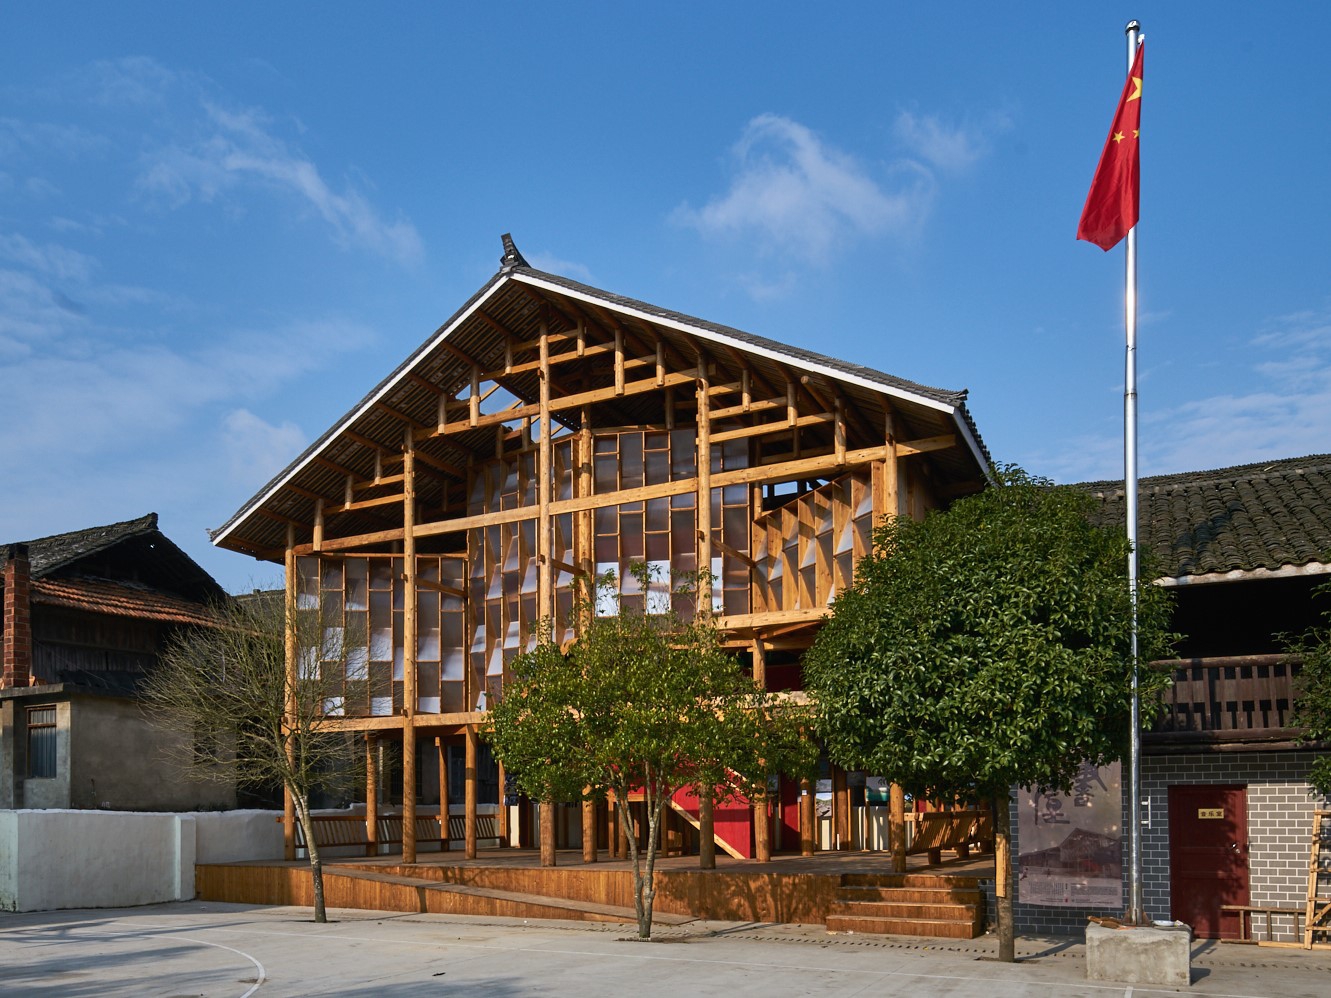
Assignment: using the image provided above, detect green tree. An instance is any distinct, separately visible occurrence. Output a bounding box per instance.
[142,592,362,923]
[1290,579,1331,796]
[803,466,1173,961]
[486,568,814,938]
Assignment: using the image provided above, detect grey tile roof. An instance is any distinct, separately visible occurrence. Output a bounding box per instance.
[1081,454,1331,579]
[2,513,162,577]
[2,512,224,602]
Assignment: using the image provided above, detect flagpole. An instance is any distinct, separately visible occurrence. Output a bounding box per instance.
[1123,17,1144,928]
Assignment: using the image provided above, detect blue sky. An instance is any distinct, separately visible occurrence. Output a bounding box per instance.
[3,3,1329,593]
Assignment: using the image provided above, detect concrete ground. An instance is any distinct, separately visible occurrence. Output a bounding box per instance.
[2,902,1329,997]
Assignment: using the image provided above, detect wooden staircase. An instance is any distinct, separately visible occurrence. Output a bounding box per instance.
[825,873,986,939]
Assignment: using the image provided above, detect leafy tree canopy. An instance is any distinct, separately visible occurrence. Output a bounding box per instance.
[804,465,1174,803]
[486,567,814,936]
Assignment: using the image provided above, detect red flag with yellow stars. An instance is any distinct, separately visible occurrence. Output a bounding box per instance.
[1078,42,1144,251]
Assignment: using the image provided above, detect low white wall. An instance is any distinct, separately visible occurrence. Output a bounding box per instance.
[0,808,285,912]
[194,809,285,864]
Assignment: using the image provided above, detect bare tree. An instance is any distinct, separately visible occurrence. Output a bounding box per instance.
[142,591,361,923]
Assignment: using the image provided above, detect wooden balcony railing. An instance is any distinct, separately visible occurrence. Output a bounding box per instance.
[1147,653,1304,748]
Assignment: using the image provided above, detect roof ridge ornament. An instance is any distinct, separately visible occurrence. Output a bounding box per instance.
[499,233,529,272]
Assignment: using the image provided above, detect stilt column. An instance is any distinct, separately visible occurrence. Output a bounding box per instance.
[465,725,478,859]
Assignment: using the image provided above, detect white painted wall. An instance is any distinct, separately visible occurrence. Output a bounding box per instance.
[0,808,285,912]
[194,809,285,864]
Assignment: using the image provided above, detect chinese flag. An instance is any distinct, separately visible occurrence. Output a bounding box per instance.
[1077,42,1144,251]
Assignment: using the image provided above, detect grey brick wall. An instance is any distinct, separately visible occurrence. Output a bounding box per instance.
[1005,751,1329,939]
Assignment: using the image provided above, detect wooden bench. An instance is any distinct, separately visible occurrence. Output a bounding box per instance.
[908,809,994,865]
[281,813,499,856]
[281,815,445,856]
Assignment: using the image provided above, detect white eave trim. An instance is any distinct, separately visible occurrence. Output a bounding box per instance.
[1158,560,1331,587]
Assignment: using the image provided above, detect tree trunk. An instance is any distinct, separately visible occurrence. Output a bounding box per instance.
[638,793,665,939]
[616,794,645,935]
[994,791,1014,962]
[698,786,716,870]
[294,794,326,924]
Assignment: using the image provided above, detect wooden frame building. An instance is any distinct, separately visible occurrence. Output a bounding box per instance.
[211,236,992,863]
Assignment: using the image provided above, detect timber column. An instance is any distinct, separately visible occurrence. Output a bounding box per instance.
[282,526,298,861]
[465,725,479,858]
[800,777,816,857]
[535,319,558,868]
[402,433,419,862]
[877,409,907,872]
[366,734,379,856]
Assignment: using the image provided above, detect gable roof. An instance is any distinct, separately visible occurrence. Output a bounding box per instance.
[2,513,225,603]
[211,239,992,559]
[1082,453,1331,583]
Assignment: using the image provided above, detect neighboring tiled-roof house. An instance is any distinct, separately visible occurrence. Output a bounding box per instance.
[1019,455,1331,941]
[1,513,233,810]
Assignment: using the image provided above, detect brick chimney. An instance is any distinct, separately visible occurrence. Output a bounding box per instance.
[3,543,32,688]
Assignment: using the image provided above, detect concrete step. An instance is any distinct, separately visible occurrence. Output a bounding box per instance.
[825,912,983,939]
[830,900,979,922]
[840,872,982,889]
[836,885,980,904]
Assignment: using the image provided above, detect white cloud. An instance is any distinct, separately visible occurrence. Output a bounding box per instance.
[220,408,308,487]
[0,117,106,161]
[0,267,88,353]
[673,114,932,268]
[892,110,1009,174]
[0,233,97,281]
[85,56,177,107]
[525,252,593,283]
[138,102,424,266]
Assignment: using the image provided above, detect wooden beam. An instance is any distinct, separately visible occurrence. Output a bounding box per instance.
[713,606,829,630]
[401,573,466,600]
[896,433,956,456]
[710,397,783,421]
[549,368,697,415]
[710,412,833,445]
[715,537,758,572]
[334,492,407,514]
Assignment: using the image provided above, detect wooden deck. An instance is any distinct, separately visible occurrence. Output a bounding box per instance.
[196,848,996,930]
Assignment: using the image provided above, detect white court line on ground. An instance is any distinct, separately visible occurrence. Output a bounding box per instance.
[132,921,1283,998]
[59,924,267,998]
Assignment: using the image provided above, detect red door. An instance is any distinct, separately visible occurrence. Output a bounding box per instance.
[1168,785,1249,938]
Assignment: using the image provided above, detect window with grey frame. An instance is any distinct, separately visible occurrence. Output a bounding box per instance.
[27,706,56,779]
